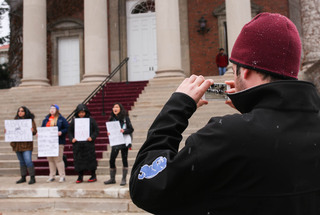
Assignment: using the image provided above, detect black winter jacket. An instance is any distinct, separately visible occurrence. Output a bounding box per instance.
[68,104,99,172]
[129,81,320,215]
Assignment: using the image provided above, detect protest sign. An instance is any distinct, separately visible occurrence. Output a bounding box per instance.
[106,121,125,146]
[124,134,132,146]
[75,118,90,141]
[4,119,32,142]
[37,127,59,157]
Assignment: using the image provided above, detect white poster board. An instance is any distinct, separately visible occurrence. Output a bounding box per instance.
[106,121,125,147]
[75,118,90,141]
[4,119,32,142]
[37,127,59,157]
[124,134,132,147]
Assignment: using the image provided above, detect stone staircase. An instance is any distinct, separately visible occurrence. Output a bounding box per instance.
[130,74,238,150]
[32,81,148,176]
[0,73,239,214]
[0,84,97,175]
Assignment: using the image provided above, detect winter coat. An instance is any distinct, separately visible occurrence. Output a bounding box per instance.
[41,114,69,145]
[68,104,99,172]
[129,80,320,215]
[215,53,228,68]
[10,119,37,152]
[109,115,134,149]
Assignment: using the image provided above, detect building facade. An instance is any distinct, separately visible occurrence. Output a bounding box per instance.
[7,0,320,87]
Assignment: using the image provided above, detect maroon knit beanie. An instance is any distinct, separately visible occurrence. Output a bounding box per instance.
[229,12,301,79]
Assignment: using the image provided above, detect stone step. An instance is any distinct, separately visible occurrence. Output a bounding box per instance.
[0,166,131,176]
[1,211,149,215]
[0,157,137,169]
[0,198,147,214]
[0,176,150,214]
[0,153,38,160]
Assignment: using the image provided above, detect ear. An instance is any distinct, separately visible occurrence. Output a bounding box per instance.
[242,68,252,80]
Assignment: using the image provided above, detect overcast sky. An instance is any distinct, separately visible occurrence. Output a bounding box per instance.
[0,0,10,44]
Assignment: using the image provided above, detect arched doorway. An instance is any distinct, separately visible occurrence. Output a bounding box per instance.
[126,0,157,81]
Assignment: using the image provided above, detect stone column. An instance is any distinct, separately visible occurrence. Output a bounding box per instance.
[300,0,320,71]
[20,0,49,87]
[226,0,251,56]
[154,0,184,78]
[82,0,109,83]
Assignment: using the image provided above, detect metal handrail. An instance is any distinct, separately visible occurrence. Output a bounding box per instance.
[66,57,129,122]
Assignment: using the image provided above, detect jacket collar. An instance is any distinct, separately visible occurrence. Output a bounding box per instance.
[228,80,320,114]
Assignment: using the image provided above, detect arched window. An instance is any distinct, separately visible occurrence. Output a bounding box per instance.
[131,0,155,14]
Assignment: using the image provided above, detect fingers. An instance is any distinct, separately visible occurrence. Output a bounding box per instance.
[225,80,236,109]
[176,75,213,104]
[188,74,197,83]
[197,99,208,108]
[225,80,235,94]
[225,99,236,109]
[225,80,235,87]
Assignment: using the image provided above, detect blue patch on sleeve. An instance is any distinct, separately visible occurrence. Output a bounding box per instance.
[138,156,167,180]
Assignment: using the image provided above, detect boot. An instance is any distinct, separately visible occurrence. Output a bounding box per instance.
[16,166,27,184]
[76,171,83,183]
[88,170,97,182]
[27,166,36,185]
[76,175,83,183]
[120,168,128,186]
[104,168,116,185]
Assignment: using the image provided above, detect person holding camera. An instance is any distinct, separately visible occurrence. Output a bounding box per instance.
[129,13,320,214]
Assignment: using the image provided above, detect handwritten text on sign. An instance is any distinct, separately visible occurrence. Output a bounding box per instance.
[37,127,59,157]
[5,119,32,142]
[106,121,125,147]
[75,118,90,141]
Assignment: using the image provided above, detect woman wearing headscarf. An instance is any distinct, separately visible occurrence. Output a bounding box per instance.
[68,104,99,183]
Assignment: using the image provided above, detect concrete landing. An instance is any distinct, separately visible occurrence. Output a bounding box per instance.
[0,176,151,214]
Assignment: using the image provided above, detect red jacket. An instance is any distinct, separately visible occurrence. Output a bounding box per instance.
[216,53,228,67]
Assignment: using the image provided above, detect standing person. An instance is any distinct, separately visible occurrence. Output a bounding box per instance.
[41,104,69,183]
[129,13,320,214]
[68,104,99,183]
[104,103,134,186]
[7,106,37,184]
[215,48,228,75]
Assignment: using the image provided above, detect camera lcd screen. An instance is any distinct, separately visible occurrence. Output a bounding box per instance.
[204,83,229,100]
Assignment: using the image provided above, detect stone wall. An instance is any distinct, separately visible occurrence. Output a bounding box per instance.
[300,0,320,70]
[304,59,320,94]
[300,0,320,89]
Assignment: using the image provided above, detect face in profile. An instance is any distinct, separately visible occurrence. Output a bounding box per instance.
[112,104,121,115]
[232,64,247,92]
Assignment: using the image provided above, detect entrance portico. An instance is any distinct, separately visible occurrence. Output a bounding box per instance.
[19,0,252,87]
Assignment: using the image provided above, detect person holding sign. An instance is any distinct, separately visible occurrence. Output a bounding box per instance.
[68,104,99,183]
[104,103,134,186]
[41,104,69,183]
[5,106,37,185]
